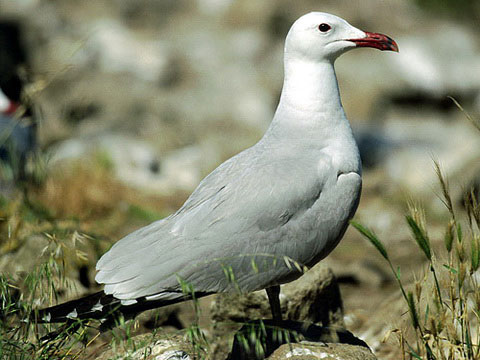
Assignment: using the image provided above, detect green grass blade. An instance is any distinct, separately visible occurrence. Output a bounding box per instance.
[433,160,456,221]
[350,220,389,260]
[425,342,436,360]
[444,220,454,253]
[406,215,431,261]
[471,236,480,272]
[406,342,422,360]
[457,223,463,243]
[407,291,419,330]
[442,264,457,274]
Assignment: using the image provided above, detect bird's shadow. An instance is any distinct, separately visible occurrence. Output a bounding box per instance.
[227,319,369,360]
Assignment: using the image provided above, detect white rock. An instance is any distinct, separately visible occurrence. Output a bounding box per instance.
[382,115,480,194]
[392,25,480,95]
[48,135,208,194]
[76,19,171,82]
[196,0,233,16]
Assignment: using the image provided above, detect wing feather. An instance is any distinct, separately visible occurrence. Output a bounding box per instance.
[95,144,355,301]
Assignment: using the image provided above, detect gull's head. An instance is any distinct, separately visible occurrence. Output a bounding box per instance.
[285,12,398,63]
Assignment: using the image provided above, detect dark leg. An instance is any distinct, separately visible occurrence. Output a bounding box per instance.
[266,285,282,321]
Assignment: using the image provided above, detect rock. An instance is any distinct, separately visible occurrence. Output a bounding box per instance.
[197,0,234,16]
[49,135,208,194]
[382,115,480,197]
[336,24,480,133]
[268,342,376,360]
[95,333,194,360]
[211,264,344,327]
[332,259,391,289]
[75,19,174,84]
[92,320,373,360]
[136,306,184,332]
[0,234,51,276]
[353,126,398,169]
[352,24,480,199]
[392,25,480,97]
[210,265,345,358]
[283,264,344,327]
[0,233,96,309]
[211,291,272,324]
[227,320,372,360]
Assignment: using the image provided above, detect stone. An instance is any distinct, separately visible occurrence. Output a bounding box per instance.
[353,125,398,169]
[382,115,480,197]
[392,25,480,97]
[268,342,377,360]
[0,234,51,276]
[227,320,372,360]
[331,259,391,289]
[211,264,344,327]
[76,18,173,84]
[95,333,195,360]
[0,233,96,312]
[49,135,207,194]
[283,264,344,327]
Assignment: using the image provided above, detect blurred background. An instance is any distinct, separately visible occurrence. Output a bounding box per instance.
[0,0,479,358]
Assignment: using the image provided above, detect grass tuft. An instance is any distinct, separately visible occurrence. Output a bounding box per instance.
[353,103,480,360]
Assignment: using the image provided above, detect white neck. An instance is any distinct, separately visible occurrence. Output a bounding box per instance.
[265,56,349,141]
[281,57,343,114]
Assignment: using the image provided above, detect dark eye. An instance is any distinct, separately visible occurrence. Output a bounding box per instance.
[318,23,331,32]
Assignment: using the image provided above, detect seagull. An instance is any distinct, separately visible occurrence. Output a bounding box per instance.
[37,12,398,325]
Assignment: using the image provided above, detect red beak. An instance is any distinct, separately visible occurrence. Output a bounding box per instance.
[347,31,399,52]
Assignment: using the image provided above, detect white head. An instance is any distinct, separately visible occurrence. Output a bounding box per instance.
[285,12,398,63]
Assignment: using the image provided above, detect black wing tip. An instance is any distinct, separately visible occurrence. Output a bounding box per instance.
[33,291,117,323]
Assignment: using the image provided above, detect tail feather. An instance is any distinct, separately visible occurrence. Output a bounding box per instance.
[34,291,212,326]
[34,291,120,323]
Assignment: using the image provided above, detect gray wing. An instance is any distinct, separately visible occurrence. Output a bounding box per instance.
[96,144,360,301]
